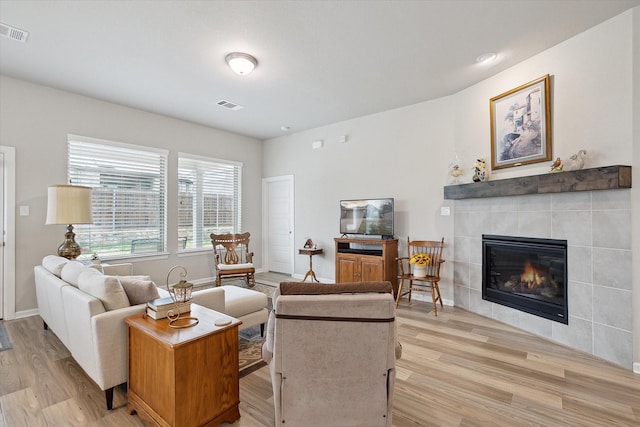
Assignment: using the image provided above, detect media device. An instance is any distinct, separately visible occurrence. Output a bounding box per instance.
[339,198,394,238]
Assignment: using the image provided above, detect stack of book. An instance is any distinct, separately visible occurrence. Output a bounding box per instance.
[146,296,191,320]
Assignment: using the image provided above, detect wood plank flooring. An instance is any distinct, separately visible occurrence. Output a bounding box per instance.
[1,299,638,426]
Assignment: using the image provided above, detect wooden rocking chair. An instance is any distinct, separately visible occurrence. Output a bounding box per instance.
[210,232,255,287]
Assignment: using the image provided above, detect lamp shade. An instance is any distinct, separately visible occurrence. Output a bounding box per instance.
[46,184,93,225]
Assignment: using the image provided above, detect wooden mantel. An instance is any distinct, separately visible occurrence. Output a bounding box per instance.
[443,165,631,200]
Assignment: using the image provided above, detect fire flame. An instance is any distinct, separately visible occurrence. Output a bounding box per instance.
[520,261,542,289]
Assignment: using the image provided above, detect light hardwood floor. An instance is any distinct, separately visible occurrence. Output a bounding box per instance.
[1,300,638,426]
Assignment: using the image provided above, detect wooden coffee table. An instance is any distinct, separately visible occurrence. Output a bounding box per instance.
[125,304,242,426]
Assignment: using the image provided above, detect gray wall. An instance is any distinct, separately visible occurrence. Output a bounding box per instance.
[0,75,263,314]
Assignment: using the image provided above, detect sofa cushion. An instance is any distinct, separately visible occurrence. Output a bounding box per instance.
[78,269,130,311]
[42,255,70,277]
[220,285,268,318]
[218,262,254,270]
[117,276,160,305]
[61,261,91,287]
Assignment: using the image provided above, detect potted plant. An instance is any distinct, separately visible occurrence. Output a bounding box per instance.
[409,253,430,278]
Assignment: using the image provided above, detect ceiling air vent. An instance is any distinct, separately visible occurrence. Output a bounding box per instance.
[1,23,29,43]
[217,99,244,111]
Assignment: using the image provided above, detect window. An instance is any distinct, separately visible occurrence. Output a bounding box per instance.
[178,153,242,250]
[68,135,168,257]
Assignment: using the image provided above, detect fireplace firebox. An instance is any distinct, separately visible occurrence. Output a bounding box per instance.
[482,235,568,324]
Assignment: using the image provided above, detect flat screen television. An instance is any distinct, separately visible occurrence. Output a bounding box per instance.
[339,198,394,238]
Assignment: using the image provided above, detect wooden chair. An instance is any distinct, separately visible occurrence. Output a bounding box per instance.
[210,232,255,287]
[396,237,445,315]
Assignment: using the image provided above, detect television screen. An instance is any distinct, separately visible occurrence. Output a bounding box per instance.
[340,198,394,237]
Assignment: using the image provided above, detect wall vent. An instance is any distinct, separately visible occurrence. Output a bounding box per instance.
[217,100,244,111]
[1,23,29,43]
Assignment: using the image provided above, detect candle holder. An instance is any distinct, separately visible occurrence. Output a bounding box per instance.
[165,265,198,329]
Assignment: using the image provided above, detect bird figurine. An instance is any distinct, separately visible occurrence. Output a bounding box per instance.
[565,149,587,171]
[549,157,563,173]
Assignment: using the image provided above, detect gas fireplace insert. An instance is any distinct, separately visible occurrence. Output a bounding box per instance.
[482,234,568,324]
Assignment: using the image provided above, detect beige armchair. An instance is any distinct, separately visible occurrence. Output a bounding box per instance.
[262,281,400,427]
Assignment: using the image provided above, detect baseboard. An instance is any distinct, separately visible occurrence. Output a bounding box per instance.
[633,362,640,375]
[14,308,39,319]
[290,273,331,283]
[191,276,215,287]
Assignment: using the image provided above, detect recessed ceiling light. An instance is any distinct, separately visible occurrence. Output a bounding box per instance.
[476,52,497,64]
[225,52,258,75]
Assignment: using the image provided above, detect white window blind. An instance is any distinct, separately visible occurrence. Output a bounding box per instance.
[68,135,168,257]
[178,153,242,250]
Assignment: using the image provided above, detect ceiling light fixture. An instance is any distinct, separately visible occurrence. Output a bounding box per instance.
[225,52,258,75]
[476,52,497,64]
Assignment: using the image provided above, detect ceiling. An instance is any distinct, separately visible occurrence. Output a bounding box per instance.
[1,0,639,140]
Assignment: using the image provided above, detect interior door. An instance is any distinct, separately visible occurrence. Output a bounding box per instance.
[263,176,294,275]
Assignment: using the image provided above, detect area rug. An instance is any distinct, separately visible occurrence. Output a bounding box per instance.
[0,321,12,352]
[238,327,267,378]
[238,296,272,378]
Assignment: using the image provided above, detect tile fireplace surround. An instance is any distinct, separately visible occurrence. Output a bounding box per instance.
[450,182,632,368]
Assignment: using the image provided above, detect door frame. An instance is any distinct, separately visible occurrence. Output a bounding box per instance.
[262,175,294,275]
[0,146,16,320]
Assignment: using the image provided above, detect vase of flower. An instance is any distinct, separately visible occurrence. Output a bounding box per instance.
[413,265,427,277]
[409,253,431,278]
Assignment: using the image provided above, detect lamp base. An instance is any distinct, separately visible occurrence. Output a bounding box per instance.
[57,224,82,260]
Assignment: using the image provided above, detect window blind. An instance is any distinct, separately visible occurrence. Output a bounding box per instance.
[178,153,242,250]
[68,135,168,257]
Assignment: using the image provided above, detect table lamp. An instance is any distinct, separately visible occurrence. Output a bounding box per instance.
[46,184,93,259]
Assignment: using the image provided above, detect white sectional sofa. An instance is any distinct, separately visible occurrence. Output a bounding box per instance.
[34,255,268,410]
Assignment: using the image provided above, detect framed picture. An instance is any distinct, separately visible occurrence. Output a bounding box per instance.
[490,74,552,170]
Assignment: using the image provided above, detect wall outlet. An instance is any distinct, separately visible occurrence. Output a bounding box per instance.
[440,206,451,216]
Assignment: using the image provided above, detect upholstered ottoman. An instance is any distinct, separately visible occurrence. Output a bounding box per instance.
[220,285,269,334]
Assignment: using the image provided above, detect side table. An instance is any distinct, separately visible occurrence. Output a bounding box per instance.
[298,247,324,282]
[125,304,242,427]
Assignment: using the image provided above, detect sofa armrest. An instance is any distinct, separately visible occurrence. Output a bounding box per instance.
[261,310,276,363]
[92,304,147,390]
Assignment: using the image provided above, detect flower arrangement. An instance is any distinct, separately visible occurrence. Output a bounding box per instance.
[409,253,430,267]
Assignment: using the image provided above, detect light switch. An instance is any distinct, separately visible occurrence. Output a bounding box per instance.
[19,205,30,216]
[440,206,451,216]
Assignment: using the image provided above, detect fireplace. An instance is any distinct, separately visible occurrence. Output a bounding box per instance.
[482,235,568,324]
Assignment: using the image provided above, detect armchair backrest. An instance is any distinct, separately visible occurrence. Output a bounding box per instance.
[267,282,397,426]
[210,232,252,265]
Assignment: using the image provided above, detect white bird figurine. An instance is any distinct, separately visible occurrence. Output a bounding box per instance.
[565,149,587,171]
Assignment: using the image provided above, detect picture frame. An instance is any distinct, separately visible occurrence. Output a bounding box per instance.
[490,74,552,170]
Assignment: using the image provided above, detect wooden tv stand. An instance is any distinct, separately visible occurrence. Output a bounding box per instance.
[334,237,398,294]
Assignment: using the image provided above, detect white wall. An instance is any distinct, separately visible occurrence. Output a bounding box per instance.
[453,8,638,371]
[0,75,263,316]
[264,97,456,301]
[264,8,638,367]
[453,10,633,178]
